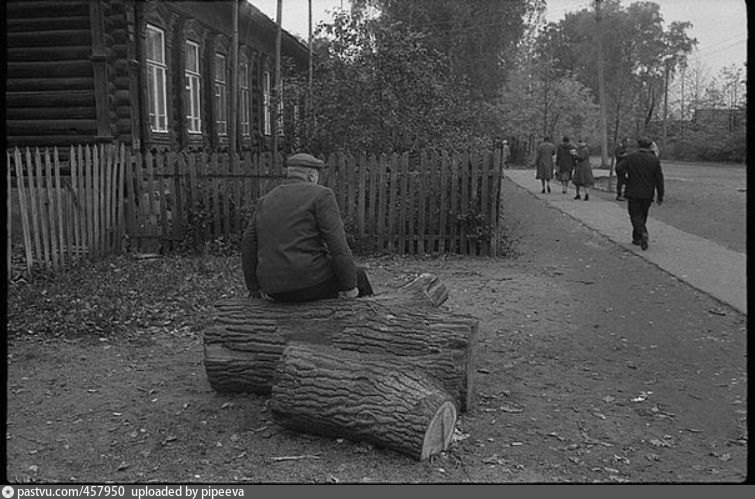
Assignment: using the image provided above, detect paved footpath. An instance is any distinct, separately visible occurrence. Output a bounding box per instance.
[504,169,747,315]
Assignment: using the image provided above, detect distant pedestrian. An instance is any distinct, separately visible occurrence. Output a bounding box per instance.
[502,139,511,169]
[615,137,665,251]
[649,140,660,158]
[555,136,575,194]
[534,136,556,193]
[572,138,594,200]
[614,137,630,201]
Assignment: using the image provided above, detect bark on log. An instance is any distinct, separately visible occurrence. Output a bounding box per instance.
[203,273,478,411]
[271,342,457,461]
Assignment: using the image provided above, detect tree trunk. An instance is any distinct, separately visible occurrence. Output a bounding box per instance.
[203,273,478,411]
[271,342,457,461]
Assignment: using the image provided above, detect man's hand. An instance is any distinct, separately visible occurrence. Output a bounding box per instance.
[656,199,663,206]
[339,287,359,299]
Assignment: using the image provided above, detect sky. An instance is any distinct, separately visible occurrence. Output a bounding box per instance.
[249,0,747,76]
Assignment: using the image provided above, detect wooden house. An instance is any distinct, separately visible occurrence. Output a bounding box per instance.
[6,0,310,154]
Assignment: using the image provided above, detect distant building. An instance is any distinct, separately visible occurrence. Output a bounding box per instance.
[6,0,309,153]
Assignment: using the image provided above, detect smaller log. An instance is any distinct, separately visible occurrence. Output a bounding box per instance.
[271,342,457,461]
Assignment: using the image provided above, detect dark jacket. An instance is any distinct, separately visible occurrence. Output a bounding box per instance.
[241,178,357,295]
[614,144,628,165]
[555,143,575,172]
[616,149,664,201]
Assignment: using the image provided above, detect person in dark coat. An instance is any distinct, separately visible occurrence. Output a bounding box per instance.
[614,137,629,201]
[534,136,556,193]
[241,152,373,302]
[555,136,576,194]
[571,138,594,200]
[615,137,665,251]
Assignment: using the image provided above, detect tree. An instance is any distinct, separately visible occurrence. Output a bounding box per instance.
[283,10,483,154]
[351,0,541,102]
[538,1,696,147]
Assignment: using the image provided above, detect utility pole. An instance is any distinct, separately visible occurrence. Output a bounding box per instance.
[230,0,239,156]
[680,65,685,141]
[308,0,313,140]
[272,0,282,169]
[595,0,609,172]
[662,62,669,152]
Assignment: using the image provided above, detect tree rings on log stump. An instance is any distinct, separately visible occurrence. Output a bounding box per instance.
[271,342,457,461]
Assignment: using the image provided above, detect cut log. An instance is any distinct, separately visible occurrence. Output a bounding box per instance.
[203,275,478,411]
[271,342,457,461]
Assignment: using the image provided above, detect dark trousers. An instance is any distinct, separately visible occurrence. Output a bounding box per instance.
[616,174,626,196]
[269,267,374,303]
[627,198,653,243]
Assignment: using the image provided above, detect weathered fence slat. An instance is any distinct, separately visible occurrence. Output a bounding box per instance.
[24,149,42,267]
[398,152,408,254]
[156,152,168,245]
[13,149,33,275]
[44,148,61,269]
[439,151,449,254]
[357,152,367,239]
[53,147,66,267]
[417,150,428,255]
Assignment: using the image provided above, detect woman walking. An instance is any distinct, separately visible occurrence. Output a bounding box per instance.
[535,136,556,193]
[572,138,594,200]
[555,136,576,194]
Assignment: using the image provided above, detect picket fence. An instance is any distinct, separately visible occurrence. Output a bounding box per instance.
[8,145,504,278]
[8,144,126,277]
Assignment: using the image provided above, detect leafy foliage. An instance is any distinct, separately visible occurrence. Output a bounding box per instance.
[286,11,487,154]
[536,1,697,141]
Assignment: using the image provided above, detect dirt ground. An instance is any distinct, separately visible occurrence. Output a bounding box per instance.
[5,176,748,483]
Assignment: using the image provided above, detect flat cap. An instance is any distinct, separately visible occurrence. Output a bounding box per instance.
[637,136,653,149]
[286,153,326,169]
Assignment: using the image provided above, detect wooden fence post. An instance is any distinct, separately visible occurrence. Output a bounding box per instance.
[25,149,42,268]
[417,150,428,255]
[44,148,60,269]
[398,152,408,254]
[53,147,66,267]
[12,149,33,277]
[439,150,449,254]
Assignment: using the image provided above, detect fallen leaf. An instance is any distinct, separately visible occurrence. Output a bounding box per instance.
[649,438,671,448]
[499,403,524,413]
[602,396,615,403]
[116,461,129,471]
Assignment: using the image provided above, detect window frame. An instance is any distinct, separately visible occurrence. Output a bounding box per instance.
[185,40,202,134]
[240,62,251,137]
[145,24,168,133]
[214,53,228,136]
[263,69,271,136]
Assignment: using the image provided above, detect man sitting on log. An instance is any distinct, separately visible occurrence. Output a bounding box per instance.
[241,152,373,302]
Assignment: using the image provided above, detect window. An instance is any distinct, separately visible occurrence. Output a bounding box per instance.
[263,70,271,136]
[185,41,201,133]
[277,83,284,136]
[146,24,168,132]
[240,63,250,136]
[214,53,227,136]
